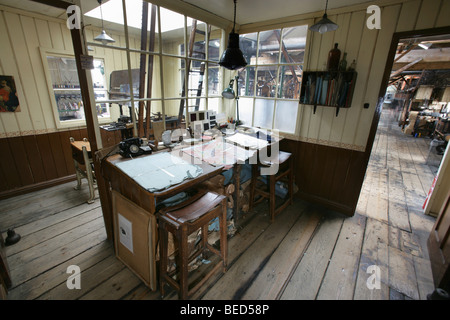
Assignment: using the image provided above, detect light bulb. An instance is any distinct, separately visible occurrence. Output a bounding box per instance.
[319,25,328,34]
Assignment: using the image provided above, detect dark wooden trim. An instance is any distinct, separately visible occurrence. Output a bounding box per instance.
[30,0,72,10]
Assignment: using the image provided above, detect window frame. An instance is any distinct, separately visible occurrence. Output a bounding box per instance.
[237,25,309,135]
[40,47,110,129]
[84,2,226,132]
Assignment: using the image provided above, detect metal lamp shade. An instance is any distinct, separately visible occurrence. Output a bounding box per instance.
[219,32,247,70]
[94,30,116,45]
[222,85,235,99]
[309,14,339,34]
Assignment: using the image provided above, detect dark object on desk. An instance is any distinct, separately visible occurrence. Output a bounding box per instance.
[119,137,152,158]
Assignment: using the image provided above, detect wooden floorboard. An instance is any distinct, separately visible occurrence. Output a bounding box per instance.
[0,108,439,300]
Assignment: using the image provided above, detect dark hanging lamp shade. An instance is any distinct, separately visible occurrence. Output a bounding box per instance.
[219,32,247,70]
[309,14,338,34]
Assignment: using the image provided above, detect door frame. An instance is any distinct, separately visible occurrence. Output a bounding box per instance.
[363,25,450,192]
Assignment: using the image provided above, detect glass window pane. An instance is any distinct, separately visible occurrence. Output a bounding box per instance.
[274,100,298,133]
[163,56,184,98]
[280,26,307,64]
[238,97,253,126]
[256,66,277,97]
[208,63,220,96]
[188,61,206,98]
[47,55,109,123]
[253,99,274,129]
[238,66,255,97]
[208,27,222,62]
[188,98,206,112]
[207,98,220,114]
[161,7,188,55]
[124,0,160,54]
[277,65,302,99]
[258,29,281,65]
[190,20,207,59]
[239,32,258,65]
[164,99,183,117]
[147,100,162,117]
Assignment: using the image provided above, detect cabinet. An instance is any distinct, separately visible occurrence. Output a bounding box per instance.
[300,71,357,116]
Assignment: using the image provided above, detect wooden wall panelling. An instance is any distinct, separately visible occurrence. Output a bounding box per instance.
[328,147,353,204]
[20,15,53,131]
[320,13,352,143]
[315,14,338,142]
[3,12,37,133]
[0,13,21,136]
[436,0,450,28]
[35,133,58,181]
[415,0,441,30]
[396,0,421,33]
[0,158,8,191]
[7,136,34,187]
[59,130,76,175]
[341,10,377,148]
[0,138,21,190]
[21,135,47,184]
[354,5,401,149]
[47,132,69,177]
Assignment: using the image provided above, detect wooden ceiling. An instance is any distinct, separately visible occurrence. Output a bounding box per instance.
[393,34,450,73]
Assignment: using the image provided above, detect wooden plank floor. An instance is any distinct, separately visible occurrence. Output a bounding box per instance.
[0,108,440,300]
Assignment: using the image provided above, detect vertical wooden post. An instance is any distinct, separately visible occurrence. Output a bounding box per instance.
[68,0,113,240]
[138,1,149,138]
[145,5,157,137]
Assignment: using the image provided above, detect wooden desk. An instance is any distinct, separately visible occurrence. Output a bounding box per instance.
[102,151,224,290]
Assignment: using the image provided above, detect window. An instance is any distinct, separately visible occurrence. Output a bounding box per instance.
[45,54,108,127]
[237,25,308,134]
[84,0,225,134]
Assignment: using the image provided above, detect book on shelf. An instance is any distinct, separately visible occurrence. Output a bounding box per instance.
[300,71,356,109]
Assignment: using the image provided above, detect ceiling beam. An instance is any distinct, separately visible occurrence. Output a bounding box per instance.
[390,58,423,78]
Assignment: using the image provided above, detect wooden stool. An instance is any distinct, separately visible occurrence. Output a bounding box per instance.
[158,191,227,299]
[249,151,294,222]
[70,137,96,204]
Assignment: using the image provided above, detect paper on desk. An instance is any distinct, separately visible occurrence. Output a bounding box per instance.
[182,139,256,166]
[225,132,269,149]
[114,152,203,192]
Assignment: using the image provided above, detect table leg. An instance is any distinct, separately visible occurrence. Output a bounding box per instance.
[232,163,242,226]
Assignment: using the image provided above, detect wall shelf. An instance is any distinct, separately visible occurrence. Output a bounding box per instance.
[300,71,357,116]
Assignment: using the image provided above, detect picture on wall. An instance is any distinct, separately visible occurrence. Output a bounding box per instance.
[0,75,20,112]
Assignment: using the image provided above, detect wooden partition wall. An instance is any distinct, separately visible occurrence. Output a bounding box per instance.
[0,129,122,200]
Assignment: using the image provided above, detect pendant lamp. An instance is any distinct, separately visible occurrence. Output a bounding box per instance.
[94,0,115,45]
[309,0,338,34]
[219,0,247,70]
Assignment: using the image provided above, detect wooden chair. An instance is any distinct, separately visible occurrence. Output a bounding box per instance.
[158,191,227,299]
[70,137,96,204]
[249,150,294,222]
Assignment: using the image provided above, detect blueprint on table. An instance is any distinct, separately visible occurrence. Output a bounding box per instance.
[114,152,203,192]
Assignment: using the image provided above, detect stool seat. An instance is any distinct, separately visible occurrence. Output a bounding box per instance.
[165,192,225,224]
[260,150,292,166]
[249,150,294,222]
[158,191,228,299]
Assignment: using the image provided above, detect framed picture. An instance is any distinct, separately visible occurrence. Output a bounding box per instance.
[0,75,20,112]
